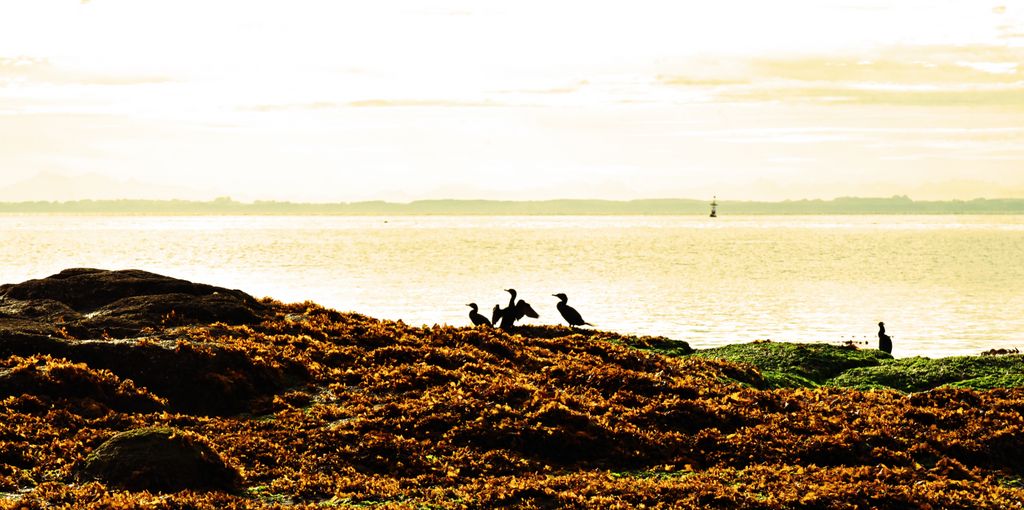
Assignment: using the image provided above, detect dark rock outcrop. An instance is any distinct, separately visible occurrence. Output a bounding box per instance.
[0,268,261,313]
[0,269,307,415]
[81,292,262,338]
[78,427,241,492]
[0,268,264,337]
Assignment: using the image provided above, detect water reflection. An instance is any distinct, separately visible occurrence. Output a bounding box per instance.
[1,215,1022,358]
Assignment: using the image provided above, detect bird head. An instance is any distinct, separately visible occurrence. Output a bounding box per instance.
[466,303,478,310]
[552,293,568,302]
[878,321,885,327]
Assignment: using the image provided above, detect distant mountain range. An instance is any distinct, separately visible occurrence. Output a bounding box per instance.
[1,196,1022,214]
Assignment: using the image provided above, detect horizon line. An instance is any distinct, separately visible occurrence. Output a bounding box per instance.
[2,195,1024,206]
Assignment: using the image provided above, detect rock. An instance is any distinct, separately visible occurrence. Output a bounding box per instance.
[827,355,1024,392]
[0,298,79,323]
[0,268,262,313]
[0,269,307,415]
[80,292,263,337]
[79,427,241,492]
[693,341,893,388]
[0,269,265,338]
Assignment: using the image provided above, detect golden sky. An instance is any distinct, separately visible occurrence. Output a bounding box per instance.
[0,0,1022,201]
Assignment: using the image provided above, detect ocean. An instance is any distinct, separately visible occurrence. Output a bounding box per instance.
[2,214,1022,357]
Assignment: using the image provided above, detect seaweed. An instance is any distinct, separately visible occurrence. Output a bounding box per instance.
[1,302,1023,508]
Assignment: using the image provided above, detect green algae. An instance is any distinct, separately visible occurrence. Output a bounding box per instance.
[682,342,1024,392]
[827,355,1024,392]
[690,341,892,386]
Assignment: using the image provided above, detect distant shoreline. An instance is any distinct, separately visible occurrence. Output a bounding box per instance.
[1,196,1024,215]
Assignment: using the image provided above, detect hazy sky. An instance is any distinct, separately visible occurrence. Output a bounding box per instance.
[1,1,1022,201]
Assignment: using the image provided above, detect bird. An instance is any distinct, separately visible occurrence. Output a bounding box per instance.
[498,289,518,329]
[497,289,539,329]
[505,288,517,308]
[491,304,503,326]
[553,293,592,327]
[878,322,892,354]
[466,303,491,327]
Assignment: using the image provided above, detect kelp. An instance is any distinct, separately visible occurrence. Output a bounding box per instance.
[2,301,1023,508]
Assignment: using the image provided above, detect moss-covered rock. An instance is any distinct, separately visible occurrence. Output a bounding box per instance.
[610,334,693,357]
[827,355,1024,392]
[690,341,892,387]
[759,370,819,388]
[78,427,241,492]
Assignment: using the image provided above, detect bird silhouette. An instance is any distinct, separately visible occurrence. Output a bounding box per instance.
[491,304,502,325]
[878,321,893,354]
[466,303,491,327]
[553,293,592,327]
[496,288,539,329]
[505,289,517,308]
[497,289,517,329]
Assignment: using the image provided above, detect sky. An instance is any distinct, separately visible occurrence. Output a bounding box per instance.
[0,0,1022,202]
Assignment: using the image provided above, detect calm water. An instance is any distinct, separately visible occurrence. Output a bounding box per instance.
[2,214,1022,357]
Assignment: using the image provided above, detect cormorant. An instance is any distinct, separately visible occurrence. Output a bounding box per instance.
[498,289,518,329]
[466,303,491,327]
[497,289,539,329]
[491,304,503,326]
[553,293,592,327]
[878,322,892,354]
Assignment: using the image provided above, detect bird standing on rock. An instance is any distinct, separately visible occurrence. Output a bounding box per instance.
[553,293,592,327]
[878,322,893,354]
[466,303,491,326]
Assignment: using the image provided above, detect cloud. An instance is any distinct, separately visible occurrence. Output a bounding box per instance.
[348,99,503,108]
[495,80,591,95]
[656,76,748,87]
[0,57,172,86]
[750,53,1021,85]
[242,102,341,112]
[656,45,1024,108]
[243,99,511,111]
[722,83,1024,107]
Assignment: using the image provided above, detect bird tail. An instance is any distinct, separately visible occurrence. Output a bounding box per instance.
[584,322,595,327]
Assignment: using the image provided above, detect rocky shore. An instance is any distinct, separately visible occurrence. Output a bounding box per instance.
[1,269,1023,508]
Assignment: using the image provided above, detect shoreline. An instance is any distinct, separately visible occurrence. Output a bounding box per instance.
[2,269,1023,507]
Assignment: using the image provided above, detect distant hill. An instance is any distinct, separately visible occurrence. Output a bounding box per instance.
[0,196,1023,214]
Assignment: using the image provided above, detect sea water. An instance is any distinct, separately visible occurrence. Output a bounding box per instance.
[2,214,1022,357]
